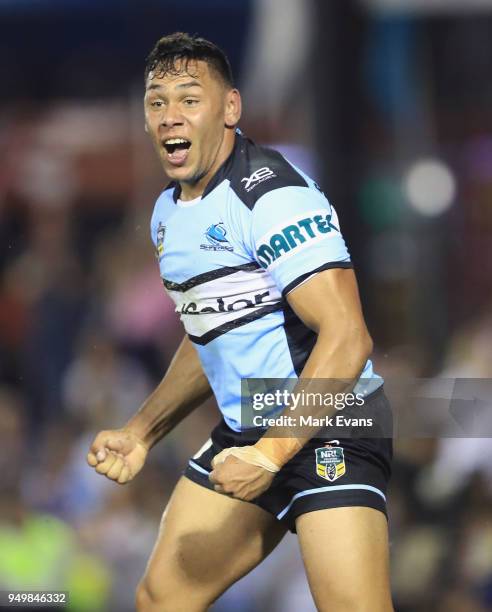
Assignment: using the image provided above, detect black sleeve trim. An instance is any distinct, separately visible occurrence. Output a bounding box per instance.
[281,261,354,297]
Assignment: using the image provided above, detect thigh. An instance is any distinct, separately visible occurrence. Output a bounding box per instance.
[142,476,287,606]
[296,507,393,612]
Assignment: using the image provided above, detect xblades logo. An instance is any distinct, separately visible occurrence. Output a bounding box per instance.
[200,222,233,252]
[241,167,275,192]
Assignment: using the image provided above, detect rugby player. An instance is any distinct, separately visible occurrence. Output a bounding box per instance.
[87,32,394,611]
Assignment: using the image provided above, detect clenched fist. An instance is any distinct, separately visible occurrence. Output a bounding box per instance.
[209,453,276,501]
[87,429,149,484]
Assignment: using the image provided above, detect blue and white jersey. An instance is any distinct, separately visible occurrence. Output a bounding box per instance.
[151,132,382,431]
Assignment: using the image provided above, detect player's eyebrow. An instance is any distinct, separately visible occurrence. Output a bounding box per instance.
[146,80,203,92]
[176,80,202,90]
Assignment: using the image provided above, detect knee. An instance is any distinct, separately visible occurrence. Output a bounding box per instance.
[135,579,155,612]
[316,591,393,612]
[136,578,172,612]
[135,575,213,612]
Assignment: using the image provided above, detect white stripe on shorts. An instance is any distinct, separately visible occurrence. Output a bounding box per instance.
[192,438,213,459]
[188,459,211,476]
[276,484,386,520]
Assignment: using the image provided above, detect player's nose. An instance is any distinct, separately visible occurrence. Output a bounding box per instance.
[160,103,184,128]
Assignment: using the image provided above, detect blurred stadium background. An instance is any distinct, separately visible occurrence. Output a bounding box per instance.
[1,0,492,610]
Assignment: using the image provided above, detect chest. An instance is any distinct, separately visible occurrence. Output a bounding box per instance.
[155,200,250,284]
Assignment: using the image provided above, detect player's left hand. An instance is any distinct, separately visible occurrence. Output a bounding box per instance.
[209,452,276,501]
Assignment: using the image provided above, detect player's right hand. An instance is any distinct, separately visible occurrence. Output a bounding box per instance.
[87,429,149,484]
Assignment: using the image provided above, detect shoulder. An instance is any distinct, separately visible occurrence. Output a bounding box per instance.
[152,182,176,219]
[150,182,176,237]
[155,182,177,207]
[228,137,311,210]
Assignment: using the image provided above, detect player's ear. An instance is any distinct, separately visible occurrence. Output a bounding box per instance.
[144,123,149,133]
[224,89,241,128]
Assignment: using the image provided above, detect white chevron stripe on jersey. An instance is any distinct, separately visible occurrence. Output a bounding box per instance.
[165,265,282,340]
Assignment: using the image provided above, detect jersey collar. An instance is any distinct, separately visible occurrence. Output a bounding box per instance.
[171,130,244,203]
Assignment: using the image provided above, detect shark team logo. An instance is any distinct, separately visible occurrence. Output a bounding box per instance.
[315,445,346,482]
[200,223,233,252]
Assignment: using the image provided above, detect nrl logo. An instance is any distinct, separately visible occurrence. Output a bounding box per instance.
[241,166,276,192]
[156,222,166,260]
[315,446,346,482]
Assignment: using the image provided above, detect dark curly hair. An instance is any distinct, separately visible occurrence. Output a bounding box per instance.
[145,32,234,87]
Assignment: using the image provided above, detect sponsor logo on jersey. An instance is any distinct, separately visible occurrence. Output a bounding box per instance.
[256,213,339,268]
[156,222,166,260]
[200,222,233,252]
[179,290,270,315]
[315,445,346,482]
[241,167,276,192]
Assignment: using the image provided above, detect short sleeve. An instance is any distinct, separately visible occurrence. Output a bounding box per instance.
[150,209,158,247]
[249,185,352,296]
[150,190,173,262]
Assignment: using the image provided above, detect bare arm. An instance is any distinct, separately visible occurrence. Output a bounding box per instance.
[254,267,373,465]
[125,334,213,449]
[210,267,374,500]
[87,334,212,483]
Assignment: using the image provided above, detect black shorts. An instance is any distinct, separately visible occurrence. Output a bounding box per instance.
[184,387,393,533]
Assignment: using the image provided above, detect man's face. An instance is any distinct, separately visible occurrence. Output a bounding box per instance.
[144,60,233,185]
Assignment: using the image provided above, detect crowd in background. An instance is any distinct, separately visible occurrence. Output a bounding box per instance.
[1,1,492,610]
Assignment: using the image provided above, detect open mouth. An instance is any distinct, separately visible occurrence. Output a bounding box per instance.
[163,138,192,166]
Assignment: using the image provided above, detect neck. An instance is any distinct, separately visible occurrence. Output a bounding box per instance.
[179,128,236,201]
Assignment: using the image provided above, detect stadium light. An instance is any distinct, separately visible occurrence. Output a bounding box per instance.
[404,159,456,217]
